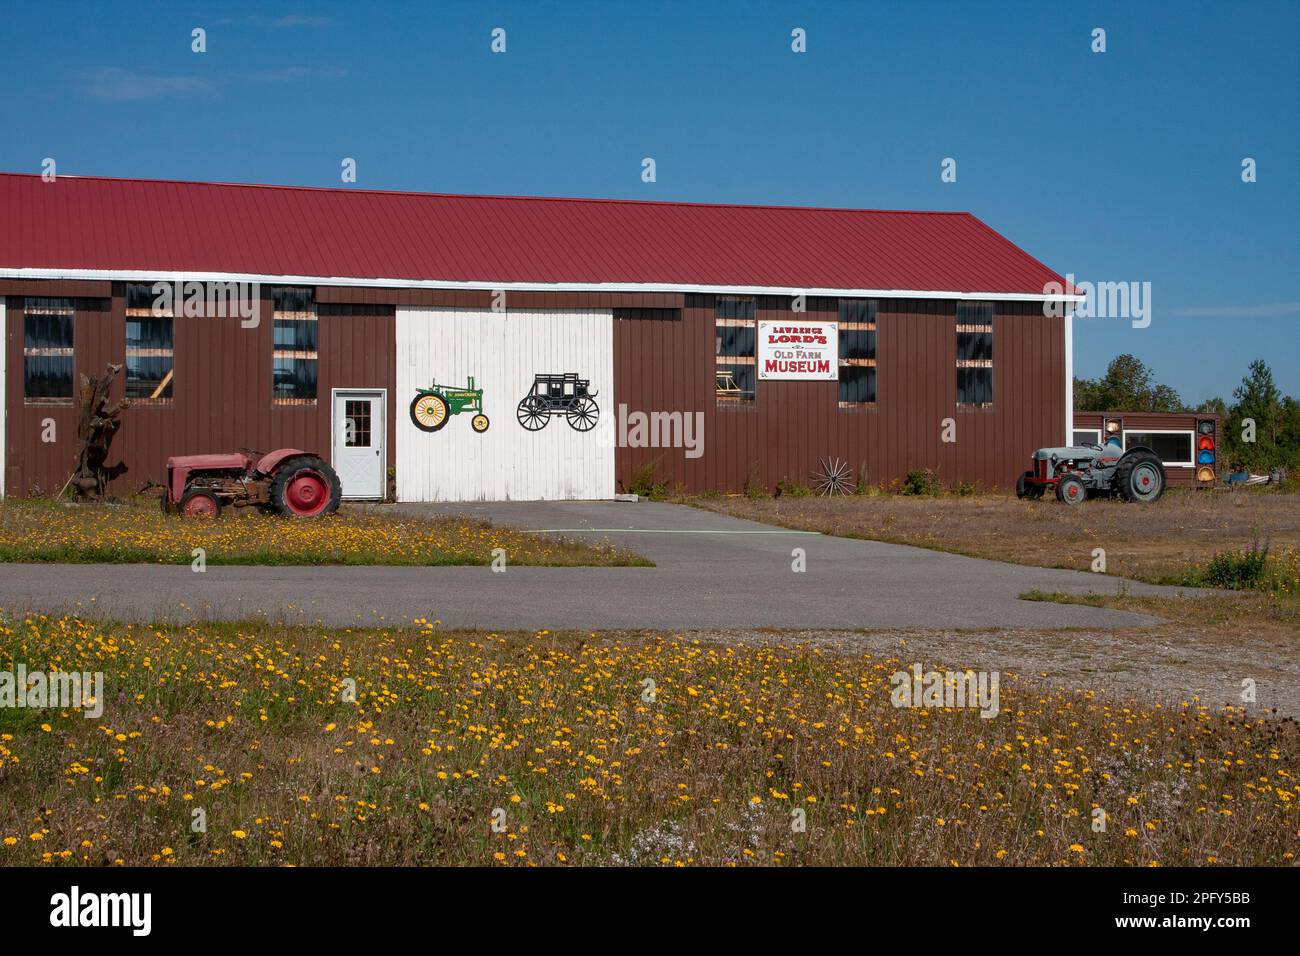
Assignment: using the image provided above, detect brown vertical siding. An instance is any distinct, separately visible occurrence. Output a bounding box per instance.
[6,281,1065,499]
[4,290,395,497]
[614,296,1066,494]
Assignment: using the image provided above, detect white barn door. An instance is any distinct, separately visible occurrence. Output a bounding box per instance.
[395,307,615,501]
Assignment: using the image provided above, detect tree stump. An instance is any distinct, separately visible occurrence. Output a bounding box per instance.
[61,363,130,499]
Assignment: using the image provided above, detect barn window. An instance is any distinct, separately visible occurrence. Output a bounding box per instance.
[838,299,877,406]
[956,302,993,406]
[125,284,174,401]
[715,296,755,404]
[23,298,75,401]
[1124,430,1194,467]
[272,287,318,404]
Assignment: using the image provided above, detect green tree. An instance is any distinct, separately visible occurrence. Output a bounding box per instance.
[1074,354,1184,412]
[1280,397,1300,470]
[1229,360,1285,471]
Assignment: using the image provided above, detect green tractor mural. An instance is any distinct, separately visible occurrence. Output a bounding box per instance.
[410,376,490,433]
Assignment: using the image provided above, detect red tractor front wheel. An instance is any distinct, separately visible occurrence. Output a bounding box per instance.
[180,488,222,518]
[270,456,342,517]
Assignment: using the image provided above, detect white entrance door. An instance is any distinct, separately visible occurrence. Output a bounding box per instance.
[332,389,386,500]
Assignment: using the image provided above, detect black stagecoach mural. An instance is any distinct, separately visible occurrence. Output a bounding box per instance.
[516,373,600,432]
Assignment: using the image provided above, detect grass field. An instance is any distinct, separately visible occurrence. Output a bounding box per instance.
[691,488,1300,589]
[1,612,1296,867]
[0,499,647,567]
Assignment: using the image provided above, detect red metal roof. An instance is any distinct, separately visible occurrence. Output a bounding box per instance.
[0,172,1069,295]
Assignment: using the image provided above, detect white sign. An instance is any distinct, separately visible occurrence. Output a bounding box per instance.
[757,320,838,380]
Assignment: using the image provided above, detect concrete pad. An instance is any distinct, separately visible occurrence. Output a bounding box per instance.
[0,501,1205,630]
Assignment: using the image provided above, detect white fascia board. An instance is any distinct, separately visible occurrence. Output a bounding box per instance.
[0,267,1088,303]
[1064,311,1074,445]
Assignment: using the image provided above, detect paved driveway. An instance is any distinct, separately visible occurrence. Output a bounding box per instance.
[0,501,1198,630]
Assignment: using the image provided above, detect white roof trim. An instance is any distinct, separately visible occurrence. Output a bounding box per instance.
[0,267,1086,302]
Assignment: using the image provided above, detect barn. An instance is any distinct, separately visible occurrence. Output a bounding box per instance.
[0,172,1084,502]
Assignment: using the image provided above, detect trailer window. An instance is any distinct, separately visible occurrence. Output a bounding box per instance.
[956,302,993,406]
[716,296,755,404]
[124,284,175,401]
[838,299,877,406]
[1124,430,1193,467]
[23,298,75,401]
[272,287,318,404]
[1072,429,1101,447]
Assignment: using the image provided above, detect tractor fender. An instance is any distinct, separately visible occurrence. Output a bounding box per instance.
[255,448,310,476]
[1112,445,1162,474]
[1117,444,1159,462]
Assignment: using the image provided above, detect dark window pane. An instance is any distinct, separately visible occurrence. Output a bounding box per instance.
[125,355,174,399]
[956,302,994,325]
[715,297,755,321]
[272,287,315,312]
[715,363,755,401]
[345,400,372,447]
[273,357,317,400]
[126,283,167,312]
[956,331,993,361]
[126,317,173,350]
[840,329,876,360]
[25,311,74,349]
[1126,431,1192,464]
[1072,430,1101,447]
[957,367,993,404]
[839,365,876,403]
[838,299,877,323]
[24,355,74,398]
[274,318,318,351]
[716,324,755,358]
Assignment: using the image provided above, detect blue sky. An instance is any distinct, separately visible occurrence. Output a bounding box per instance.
[2,0,1296,404]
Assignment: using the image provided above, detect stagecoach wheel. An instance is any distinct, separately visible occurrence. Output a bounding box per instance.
[567,396,599,432]
[1117,450,1166,503]
[410,394,450,432]
[270,455,342,518]
[812,457,853,496]
[180,488,221,518]
[471,413,490,433]
[517,396,548,431]
[1055,473,1087,506]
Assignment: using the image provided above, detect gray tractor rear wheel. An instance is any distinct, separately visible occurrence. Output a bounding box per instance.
[1116,450,1166,503]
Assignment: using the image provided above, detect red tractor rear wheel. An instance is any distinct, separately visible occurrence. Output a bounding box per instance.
[270,456,342,517]
[180,488,222,518]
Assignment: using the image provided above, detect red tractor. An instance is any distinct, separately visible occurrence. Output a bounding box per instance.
[161,449,342,518]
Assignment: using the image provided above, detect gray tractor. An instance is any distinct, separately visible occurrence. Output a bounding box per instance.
[1015,439,1166,506]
